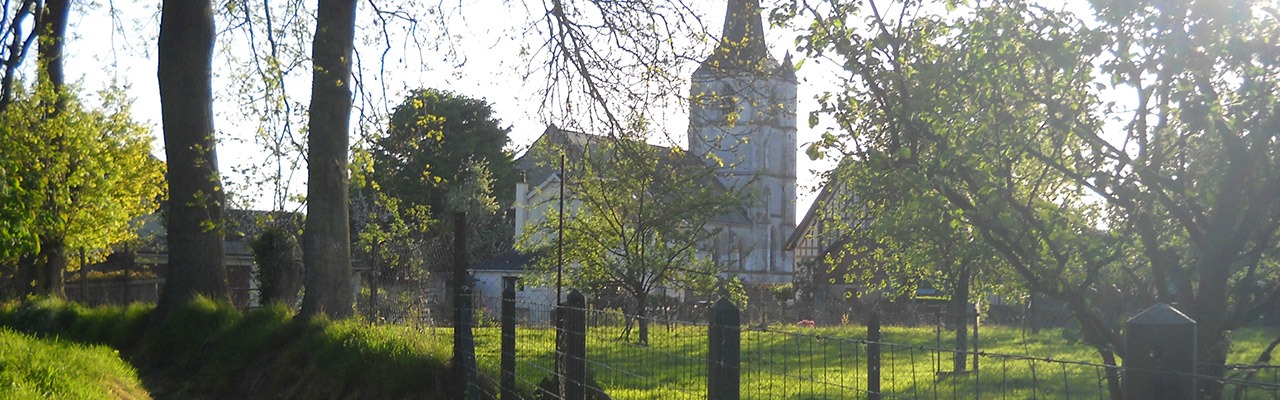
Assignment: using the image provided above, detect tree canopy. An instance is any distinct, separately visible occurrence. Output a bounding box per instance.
[354,89,516,283]
[780,0,1280,396]
[371,88,517,212]
[0,84,165,296]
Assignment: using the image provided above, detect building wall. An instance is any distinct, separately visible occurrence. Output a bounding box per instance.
[471,271,558,326]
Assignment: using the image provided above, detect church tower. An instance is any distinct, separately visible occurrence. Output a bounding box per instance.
[689,0,797,278]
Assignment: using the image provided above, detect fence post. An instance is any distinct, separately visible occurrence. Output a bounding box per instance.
[868,310,882,400]
[500,276,517,400]
[707,294,741,400]
[451,213,479,400]
[1123,303,1196,400]
[558,289,586,400]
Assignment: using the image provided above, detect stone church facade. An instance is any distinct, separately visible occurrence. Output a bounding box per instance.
[688,0,798,285]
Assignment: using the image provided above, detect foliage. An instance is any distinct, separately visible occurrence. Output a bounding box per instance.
[0,84,164,287]
[350,174,434,281]
[252,226,302,307]
[0,327,150,399]
[517,125,746,343]
[778,0,1280,396]
[815,160,1009,301]
[372,88,517,212]
[356,89,517,280]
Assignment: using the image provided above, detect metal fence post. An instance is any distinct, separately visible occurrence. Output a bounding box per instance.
[451,212,478,400]
[452,283,479,400]
[708,295,741,400]
[1123,303,1196,400]
[558,289,586,400]
[501,276,517,400]
[868,310,882,400]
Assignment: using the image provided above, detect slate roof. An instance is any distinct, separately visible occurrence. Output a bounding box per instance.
[515,125,752,226]
[471,250,539,272]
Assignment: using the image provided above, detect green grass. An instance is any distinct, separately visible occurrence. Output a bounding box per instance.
[1,298,455,400]
[0,326,150,400]
[7,298,1280,399]
[467,321,1280,400]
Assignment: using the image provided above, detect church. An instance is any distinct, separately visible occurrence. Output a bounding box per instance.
[473,0,798,315]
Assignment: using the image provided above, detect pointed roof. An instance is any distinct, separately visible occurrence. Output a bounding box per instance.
[700,0,778,73]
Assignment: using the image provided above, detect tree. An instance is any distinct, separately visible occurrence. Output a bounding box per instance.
[0,86,165,298]
[372,88,517,213]
[300,0,358,319]
[819,160,1008,372]
[359,89,517,280]
[15,0,73,298]
[517,127,744,345]
[1088,1,1280,393]
[782,0,1280,397]
[155,0,231,313]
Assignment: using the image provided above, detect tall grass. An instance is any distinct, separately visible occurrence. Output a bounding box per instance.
[1,298,455,399]
[0,327,150,399]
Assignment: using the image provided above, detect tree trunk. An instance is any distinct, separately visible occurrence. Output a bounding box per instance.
[155,0,230,314]
[16,253,36,297]
[299,0,357,319]
[1027,292,1040,334]
[38,0,68,90]
[35,237,67,298]
[30,0,70,299]
[952,263,970,372]
[636,292,649,345]
[368,239,380,319]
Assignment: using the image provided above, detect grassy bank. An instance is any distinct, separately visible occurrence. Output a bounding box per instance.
[0,298,454,399]
[0,327,150,399]
[7,298,1280,399]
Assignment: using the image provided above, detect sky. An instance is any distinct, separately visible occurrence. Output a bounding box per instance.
[56,0,859,216]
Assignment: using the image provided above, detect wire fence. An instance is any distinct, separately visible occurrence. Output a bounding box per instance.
[450,288,1280,400]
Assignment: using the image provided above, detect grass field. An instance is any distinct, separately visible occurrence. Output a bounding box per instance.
[463,321,1280,400]
[5,297,1280,399]
[0,327,150,400]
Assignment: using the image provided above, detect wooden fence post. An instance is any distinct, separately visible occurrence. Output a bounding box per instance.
[868,310,882,400]
[500,276,517,400]
[558,289,586,400]
[1123,303,1196,400]
[707,295,741,400]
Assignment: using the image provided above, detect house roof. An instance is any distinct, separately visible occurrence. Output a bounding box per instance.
[134,207,303,259]
[516,125,752,225]
[785,158,865,252]
[470,250,538,272]
[785,174,836,251]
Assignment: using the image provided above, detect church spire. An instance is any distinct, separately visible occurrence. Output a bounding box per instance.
[702,0,775,72]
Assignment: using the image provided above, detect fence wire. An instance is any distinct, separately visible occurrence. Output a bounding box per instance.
[457,292,1280,400]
